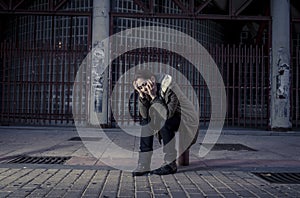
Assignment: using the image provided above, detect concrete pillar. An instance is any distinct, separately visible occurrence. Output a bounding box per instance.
[270,0,291,130]
[89,0,110,125]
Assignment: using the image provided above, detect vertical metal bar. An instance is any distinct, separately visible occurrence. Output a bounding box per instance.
[32,15,37,123]
[6,40,12,122]
[128,51,133,124]
[60,17,68,123]
[108,14,114,126]
[119,53,124,125]
[202,47,207,126]
[243,45,247,127]
[43,42,49,124]
[86,40,91,125]
[262,45,267,126]
[114,51,119,124]
[293,46,300,127]
[216,44,220,124]
[11,41,17,123]
[260,45,263,126]
[134,49,138,123]
[122,52,126,125]
[221,44,225,126]
[249,45,253,126]
[125,51,129,125]
[1,41,6,122]
[54,46,58,123]
[267,20,272,129]
[227,44,230,127]
[255,45,259,127]
[66,17,72,123]
[238,45,241,127]
[79,42,84,124]
[232,44,236,126]
[37,35,42,124]
[15,46,20,122]
[61,37,66,124]
[18,42,23,123]
[72,42,78,123]
[49,15,55,124]
[85,15,91,125]
[24,39,30,124]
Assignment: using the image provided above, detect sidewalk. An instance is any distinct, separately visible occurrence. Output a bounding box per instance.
[0,126,300,197]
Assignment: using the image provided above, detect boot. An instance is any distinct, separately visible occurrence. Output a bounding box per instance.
[132,151,152,177]
[132,163,150,176]
[151,161,177,175]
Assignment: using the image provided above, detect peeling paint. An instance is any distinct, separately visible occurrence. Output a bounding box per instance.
[276,47,290,99]
[92,41,106,113]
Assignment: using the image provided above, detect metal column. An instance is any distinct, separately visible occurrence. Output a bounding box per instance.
[89,0,110,126]
[270,0,292,130]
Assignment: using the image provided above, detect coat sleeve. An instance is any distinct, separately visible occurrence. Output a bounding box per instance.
[150,88,179,120]
[138,96,151,119]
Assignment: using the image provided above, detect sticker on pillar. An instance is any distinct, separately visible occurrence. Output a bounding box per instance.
[92,43,105,113]
[276,47,290,99]
[276,63,290,99]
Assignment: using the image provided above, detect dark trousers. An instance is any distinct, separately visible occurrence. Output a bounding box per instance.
[140,115,180,163]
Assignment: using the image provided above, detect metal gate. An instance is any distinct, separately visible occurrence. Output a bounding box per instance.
[0,0,274,128]
[110,44,269,128]
[0,14,91,125]
[109,0,271,128]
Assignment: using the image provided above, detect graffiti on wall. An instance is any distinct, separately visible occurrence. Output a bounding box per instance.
[92,41,105,113]
[276,47,290,99]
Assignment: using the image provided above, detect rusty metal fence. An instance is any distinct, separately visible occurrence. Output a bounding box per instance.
[0,41,89,125]
[211,44,269,128]
[0,42,270,127]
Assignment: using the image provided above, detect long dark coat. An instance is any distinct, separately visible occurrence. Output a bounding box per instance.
[138,74,199,150]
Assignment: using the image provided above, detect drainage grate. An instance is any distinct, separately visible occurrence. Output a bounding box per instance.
[253,172,300,184]
[199,143,257,151]
[68,137,102,141]
[7,155,71,165]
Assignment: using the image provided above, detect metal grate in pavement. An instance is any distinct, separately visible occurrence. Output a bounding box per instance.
[68,136,102,141]
[253,172,300,184]
[7,155,71,165]
[199,143,257,151]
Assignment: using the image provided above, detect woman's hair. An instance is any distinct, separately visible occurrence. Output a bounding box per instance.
[134,68,154,81]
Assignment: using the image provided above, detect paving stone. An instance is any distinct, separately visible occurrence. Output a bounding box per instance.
[6,189,33,197]
[185,188,202,194]
[81,194,101,198]
[0,168,33,189]
[189,193,206,198]
[45,189,67,197]
[0,191,12,197]
[170,191,188,198]
[41,169,71,188]
[63,190,84,198]
[136,191,153,198]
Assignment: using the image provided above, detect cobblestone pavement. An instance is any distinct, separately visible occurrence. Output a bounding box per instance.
[0,166,300,198]
[0,127,300,197]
